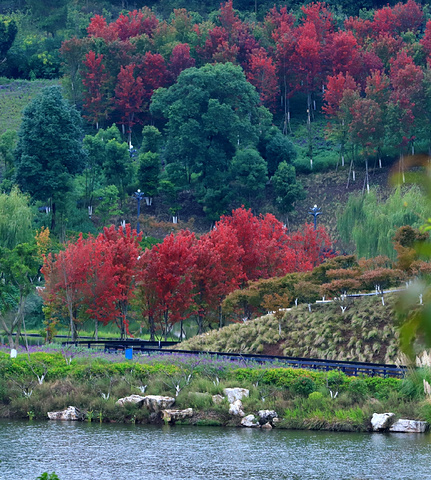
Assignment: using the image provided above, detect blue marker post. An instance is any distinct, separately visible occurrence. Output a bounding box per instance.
[134,189,145,234]
[308,204,322,230]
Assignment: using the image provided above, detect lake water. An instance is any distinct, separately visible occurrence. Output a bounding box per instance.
[0,420,430,480]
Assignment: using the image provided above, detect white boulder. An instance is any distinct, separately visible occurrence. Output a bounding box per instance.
[371,413,395,431]
[389,419,429,433]
[258,410,278,425]
[241,415,259,427]
[162,408,193,423]
[143,395,175,412]
[229,399,245,417]
[223,388,249,404]
[212,394,224,405]
[47,406,84,421]
[116,395,146,407]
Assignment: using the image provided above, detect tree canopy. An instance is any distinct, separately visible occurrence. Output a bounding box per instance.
[14,86,85,229]
[151,62,272,217]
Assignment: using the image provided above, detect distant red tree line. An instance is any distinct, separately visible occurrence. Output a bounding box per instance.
[41,207,334,340]
[60,0,431,153]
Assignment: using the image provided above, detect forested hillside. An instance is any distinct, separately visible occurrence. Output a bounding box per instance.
[1,0,431,352]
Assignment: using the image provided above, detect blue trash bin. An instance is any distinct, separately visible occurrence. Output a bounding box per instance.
[125,348,133,360]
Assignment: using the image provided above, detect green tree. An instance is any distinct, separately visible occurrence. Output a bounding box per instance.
[103,139,135,200]
[0,16,17,62]
[0,129,17,170]
[141,125,163,154]
[264,129,297,177]
[93,185,122,226]
[338,187,428,259]
[151,62,272,218]
[272,161,305,215]
[0,242,41,349]
[0,15,18,62]
[25,0,68,35]
[0,129,18,190]
[228,148,268,208]
[82,124,124,207]
[14,86,85,231]
[0,186,34,249]
[137,151,160,198]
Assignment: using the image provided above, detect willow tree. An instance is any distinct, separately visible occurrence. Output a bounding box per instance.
[338,186,428,259]
[0,187,34,249]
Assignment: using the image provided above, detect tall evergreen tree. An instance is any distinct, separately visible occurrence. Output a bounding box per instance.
[14,86,85,230]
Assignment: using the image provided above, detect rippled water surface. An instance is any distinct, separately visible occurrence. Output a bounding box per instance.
[1,420,430,480]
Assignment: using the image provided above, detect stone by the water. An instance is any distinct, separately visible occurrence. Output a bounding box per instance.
[142,395,175,412]
[115,394,146,407]
[241,415,259,427]
[389,419,429,433]
[371,412,395,431]
[261,422,273,430]
[162,408,193,424]
[223,388,249,404]
[47,406,84,421]
[258,410,278,425]
[229,399,245,417]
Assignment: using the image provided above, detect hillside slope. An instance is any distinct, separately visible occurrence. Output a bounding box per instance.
[178,294,401,364]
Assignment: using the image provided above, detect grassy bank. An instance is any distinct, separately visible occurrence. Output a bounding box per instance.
[0,79,58,134]
[178,294,400,364]
[1,346,430,432]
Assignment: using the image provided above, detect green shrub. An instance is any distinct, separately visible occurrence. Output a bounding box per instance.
[308,391,325,408]
[308,391,323,401]
[189,376,222,396]
[364,377,401,400]
[347,377,369,402]
[399,368,431,400]
[36,473,60,480]
[333,407,365,424]
[419,401,431,424]
[327,370,347,392]
[179,391,213,410]
[292,376,315,396]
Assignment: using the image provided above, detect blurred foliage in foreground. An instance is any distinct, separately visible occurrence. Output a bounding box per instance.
[395,155,431,357]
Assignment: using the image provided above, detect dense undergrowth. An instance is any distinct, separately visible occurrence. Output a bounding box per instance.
[1,347,430,433]
[178,294,401,364]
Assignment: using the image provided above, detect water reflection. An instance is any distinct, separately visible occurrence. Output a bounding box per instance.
[0,420,430,480]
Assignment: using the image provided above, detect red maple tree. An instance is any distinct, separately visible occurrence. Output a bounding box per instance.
[114,63,145,145]
[246,48,279,110]
[82,50,113,129]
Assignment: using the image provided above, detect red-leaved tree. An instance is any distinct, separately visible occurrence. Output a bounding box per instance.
[82,50,113,129]
[246,48,279,111]
[100,224,143,339]
[137,230,197,340]
[114,63,145,146]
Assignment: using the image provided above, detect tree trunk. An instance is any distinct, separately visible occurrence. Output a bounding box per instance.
[163,310,169,342]
[50,201,56,232]
[218,305,223,329]
[149,314,155,341]
[362,159,370,194]
[94,319,98,341]
[282,76,292,135]
[198,312,204,335]
[307,91,313,169]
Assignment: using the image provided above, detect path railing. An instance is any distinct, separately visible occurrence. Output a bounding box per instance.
[62,340,406,378]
